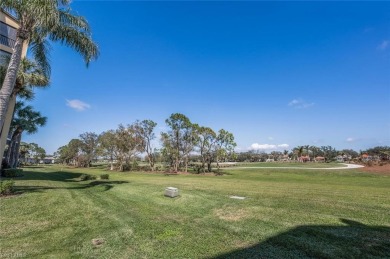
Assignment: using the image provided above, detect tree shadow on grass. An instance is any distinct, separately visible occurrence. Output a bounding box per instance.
[12,170,84,182]
[15,180,129,194]
[211,219,390,258]
[7,169,129,194]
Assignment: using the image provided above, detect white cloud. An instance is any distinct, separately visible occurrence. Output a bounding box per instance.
[288,98,314,109]
[346,137,355,142]
[66,99,91,111]
[250,143,289,151]
[377,40,389,50]
[288,99,300,106]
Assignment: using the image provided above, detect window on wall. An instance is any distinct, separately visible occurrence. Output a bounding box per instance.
[0,49,11,66]
[0,22,17,48]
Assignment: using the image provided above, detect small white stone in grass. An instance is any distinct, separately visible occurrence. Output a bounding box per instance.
[229,195,246,200]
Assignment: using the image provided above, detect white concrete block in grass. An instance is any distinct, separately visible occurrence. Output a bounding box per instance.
[165,187,179,198]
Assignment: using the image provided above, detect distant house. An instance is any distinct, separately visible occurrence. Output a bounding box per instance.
[361,154,372,162]
[314,156,325,163]
[336,155,350,162]
[298,156,310,162]
[39,156,56,164]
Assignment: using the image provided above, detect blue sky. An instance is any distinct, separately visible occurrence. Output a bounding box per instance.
[23,1,390,154]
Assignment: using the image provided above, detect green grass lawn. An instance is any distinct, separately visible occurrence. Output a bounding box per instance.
[0,165,389,258]
[234,162,346,168]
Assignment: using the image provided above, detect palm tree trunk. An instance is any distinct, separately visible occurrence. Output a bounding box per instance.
[0,95,17,168]
[0,36,25,136]
[11,133,22,168]
[5,135,16,167]
[5,127,22,168]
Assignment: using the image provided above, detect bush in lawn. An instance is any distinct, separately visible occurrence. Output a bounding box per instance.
[0,180,15,195]
[80,174,97,181]
[365,160,374,167]
[138,165,151,172]
[100,174,109,180]
[1,169,23,178]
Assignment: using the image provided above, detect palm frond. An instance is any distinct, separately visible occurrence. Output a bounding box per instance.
[49,23,99,66]
[29,34,52,77]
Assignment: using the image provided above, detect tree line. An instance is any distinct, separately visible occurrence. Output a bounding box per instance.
[56,113,236,173]
[236,145,390,163]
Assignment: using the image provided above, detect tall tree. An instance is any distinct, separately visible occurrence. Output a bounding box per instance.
[26,143,46,165]
[0,0,98,152]
[56,139,82,166]
[133,120,157,171]
[98,130,117,170]
[115,124,143,171]
[79,132,99,167]
[163,113,193,173]
[5,102,47,168]
[214,129,236,171]
[195,126,216,173]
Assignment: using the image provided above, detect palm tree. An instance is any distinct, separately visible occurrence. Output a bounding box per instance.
[293,146,304,162]
[0,0,98,142]
[5,101,47,168]
[0,57,50,162]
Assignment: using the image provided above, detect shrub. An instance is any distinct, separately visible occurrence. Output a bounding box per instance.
[0,180,15,195]
[138,165,151,172]
[80,174,97,181]
[365,160,374,167]
[100,174,109,180]
[1,169,23,178]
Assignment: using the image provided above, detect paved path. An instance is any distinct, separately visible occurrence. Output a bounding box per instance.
[224,163,364,170]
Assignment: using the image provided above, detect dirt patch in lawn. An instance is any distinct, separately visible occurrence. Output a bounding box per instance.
[214,208,250,222]
[358,164,390,176]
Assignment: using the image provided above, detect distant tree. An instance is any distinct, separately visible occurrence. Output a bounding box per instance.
[363,146,390,160]
[115,124,143,171]
[35,146,46,163]
[26,143,45,164]
[79,132,99,167]
[57,139,83,166]
[215,129,236,170]
[181,123,198,173]
[163,113,193,172]
[340,149,359,159]
[133,120,157,171]
[308,146,323,158]
[195,126,216,173]
[321,146,338,161]
[98,130,117,170]
[270,151,283,161]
